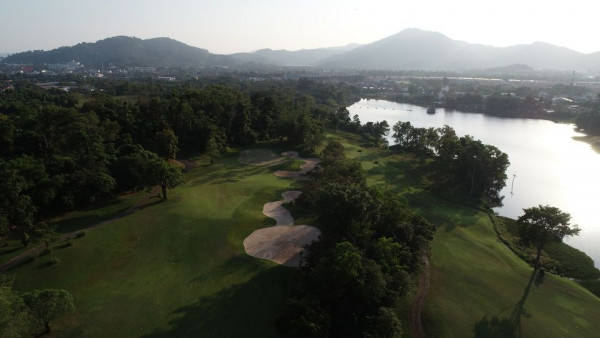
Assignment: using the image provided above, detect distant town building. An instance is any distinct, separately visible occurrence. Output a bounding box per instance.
[47,60,83,72]
[128,66,156,73]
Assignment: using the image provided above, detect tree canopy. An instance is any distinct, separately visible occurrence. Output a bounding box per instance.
[22,289,75,333]
[517,205,580,269]
[278,141,435,337]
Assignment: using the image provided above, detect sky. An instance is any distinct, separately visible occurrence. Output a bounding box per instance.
[2,0,600,55]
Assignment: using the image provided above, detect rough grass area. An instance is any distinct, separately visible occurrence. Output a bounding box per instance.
[8,148,302,337]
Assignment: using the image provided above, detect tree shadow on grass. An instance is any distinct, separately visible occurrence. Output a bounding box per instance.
[51,197,164,234]
[142,262,293,338]
[188,163,271,186]
[474,268,542,337]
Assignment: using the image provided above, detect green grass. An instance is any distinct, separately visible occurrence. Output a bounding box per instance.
[1,194,145,267]
[346,140,600,338]
[8,149,301,337]
[8,135,600,337]
[495,216,600,281]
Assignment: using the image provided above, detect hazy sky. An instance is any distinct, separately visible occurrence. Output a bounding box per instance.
[2,0,600,54]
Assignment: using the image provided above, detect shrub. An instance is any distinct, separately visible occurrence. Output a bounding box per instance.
[58,241,73,249]
[40,248,53,256]
[47,256,60,266]
[26,255,37,263]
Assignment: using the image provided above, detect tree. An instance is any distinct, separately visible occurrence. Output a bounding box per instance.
[0,286,31,337]
[153,129,179,160]
[146,159,184,200]
[517,205,580,270]
[22,289,74,333]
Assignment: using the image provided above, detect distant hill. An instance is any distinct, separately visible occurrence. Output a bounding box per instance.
[230,44,360,67]
[4,30,600,72]
[1,36,233,68]
[321,28,600,71]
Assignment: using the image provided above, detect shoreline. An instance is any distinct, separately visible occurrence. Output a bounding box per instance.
[573,135,600,154]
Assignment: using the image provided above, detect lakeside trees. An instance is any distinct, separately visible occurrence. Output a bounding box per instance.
[517,205,580,270]
[391,121,510,206]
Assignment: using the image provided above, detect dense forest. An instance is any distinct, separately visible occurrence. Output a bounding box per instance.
[277,141,435,337]
[0,79,358,247]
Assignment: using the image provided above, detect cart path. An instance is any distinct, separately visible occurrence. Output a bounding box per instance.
[409,255,431,338]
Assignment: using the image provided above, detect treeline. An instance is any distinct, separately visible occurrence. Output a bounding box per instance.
[390,122,510,206]
[277,141,435,337]
[0,79,357,246]
[576,109,600,135]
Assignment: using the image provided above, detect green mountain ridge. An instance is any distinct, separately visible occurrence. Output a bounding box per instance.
[4,29,600,71]
[2,36,232,68]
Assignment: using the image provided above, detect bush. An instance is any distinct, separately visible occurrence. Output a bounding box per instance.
[578,280,600,298]
[75,231,86,238]
[46,256,60,266]
[39,248,53,256]
[26,255,37,263]
[58,241,73,249]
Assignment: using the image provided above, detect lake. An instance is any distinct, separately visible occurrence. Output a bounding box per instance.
[349,99,600,267]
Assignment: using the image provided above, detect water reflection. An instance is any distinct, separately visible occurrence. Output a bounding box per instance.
[349,99,600,267]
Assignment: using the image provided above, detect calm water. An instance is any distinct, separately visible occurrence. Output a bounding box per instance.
[349,99,600,267]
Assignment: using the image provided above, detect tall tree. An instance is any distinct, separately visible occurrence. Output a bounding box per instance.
[146,159,184,200]
[517,205,580,269]
[153,129,179,160]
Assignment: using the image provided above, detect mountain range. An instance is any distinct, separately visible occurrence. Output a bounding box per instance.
[3,29,600,72]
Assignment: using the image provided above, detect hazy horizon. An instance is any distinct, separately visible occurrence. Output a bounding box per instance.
[3,0,600,55]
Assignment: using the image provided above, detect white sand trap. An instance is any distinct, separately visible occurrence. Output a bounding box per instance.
[262,191,303,226]
[243,225,321,267]
[274,151,321,180]
[239,149,285,166]
[243,150,322,267]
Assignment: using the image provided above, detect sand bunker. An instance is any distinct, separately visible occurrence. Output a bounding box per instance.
[274,151,321,180]
[243,225,320,267]
[239,149,285,166]
[262,191,303,226]
[243,151,321,267]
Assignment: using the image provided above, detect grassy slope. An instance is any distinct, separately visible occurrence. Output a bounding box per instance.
[8,150,303,337]
[330,132,600,338]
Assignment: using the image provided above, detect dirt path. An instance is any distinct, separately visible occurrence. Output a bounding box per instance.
[410,255,431,338]
[243,151,321,267]
[1,160,197,272]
